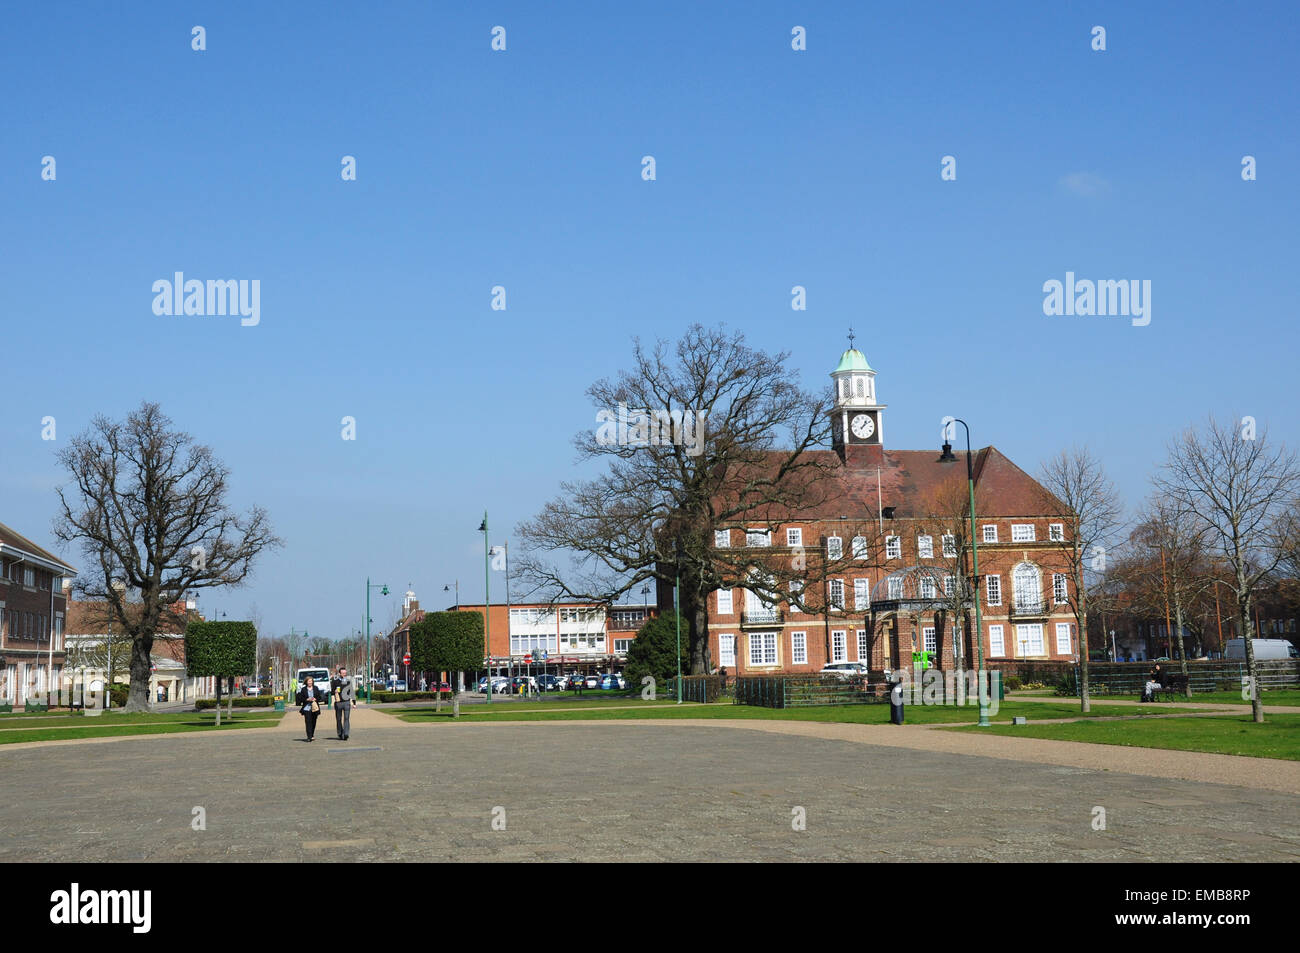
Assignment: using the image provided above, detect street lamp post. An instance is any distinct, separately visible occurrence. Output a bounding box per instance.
[674,538,682,705]
[365,578,389,702]
[444,580,459,610]
[940,420,989,727]
[480,512,493,705]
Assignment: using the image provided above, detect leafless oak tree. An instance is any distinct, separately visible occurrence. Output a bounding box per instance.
[53,402,282,711]
[1155,415,1300,723]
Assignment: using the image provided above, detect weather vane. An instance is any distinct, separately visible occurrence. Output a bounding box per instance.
[848,326,856,349]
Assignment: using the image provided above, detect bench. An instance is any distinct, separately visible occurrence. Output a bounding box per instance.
[1147,674,1188,702]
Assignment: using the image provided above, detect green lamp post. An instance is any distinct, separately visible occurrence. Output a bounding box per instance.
[940,420,989,727]
[365,578,389,702]
[479,512,493,705]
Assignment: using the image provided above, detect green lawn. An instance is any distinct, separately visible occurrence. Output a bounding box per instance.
[1164,689,1300,707]
[394,697,1199,726]
[947,713,1300,760]
[0,710,281,744]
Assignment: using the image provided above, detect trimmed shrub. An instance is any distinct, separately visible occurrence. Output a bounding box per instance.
[196,696,275,709]
[1002,675,1023,692]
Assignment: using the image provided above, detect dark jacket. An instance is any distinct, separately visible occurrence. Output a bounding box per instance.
[295,685,325,711]
[331,676,355,706]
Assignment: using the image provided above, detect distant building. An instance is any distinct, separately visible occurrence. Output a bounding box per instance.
[0,521,76,704]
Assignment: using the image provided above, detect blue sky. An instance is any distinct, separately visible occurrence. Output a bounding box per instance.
[2,1,1297,641]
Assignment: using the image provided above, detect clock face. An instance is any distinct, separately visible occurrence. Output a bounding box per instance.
[850,414,875,439]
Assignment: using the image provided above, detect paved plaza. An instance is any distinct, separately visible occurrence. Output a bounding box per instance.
[1,708,1297,862]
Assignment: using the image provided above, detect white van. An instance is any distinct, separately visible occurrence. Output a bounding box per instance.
[1224,639,1299,660]
[295,667,332,705]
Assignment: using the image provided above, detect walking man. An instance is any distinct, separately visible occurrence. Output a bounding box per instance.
[332,666,355,740]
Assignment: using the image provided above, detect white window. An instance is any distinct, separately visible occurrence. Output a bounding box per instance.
[989,625,1005,657]
[614,638,631,654]
[786,528,802,547]
[919,576,936,599]
[1016,623,1045,656]
[716,589,733,614]
[982,525,998,543]
[887,577,903,600]
[1049,523,1065,542]
[856,629,869,661]
[714,529,730,548]
[828,579,844,610]
[917,535,934,559]
[826,536,843,560]
[789,578,805,599]
[749,632,777,666]
[1052,574,1068,605]
[885,536,901,559]
[942,534,957,557]
[1055,623,1072,655]
[923,626,937,654]
[747,529,771,547]
[986,575,1001,606]
[791,632,807,665]
[853,578,870,610]
[1013,564,1042,611]
[23,567,35,587]
[1012,524,1036,542]
[719,634,736,667]
[852,535,869,559]
[943,574,955,597]
[54,614,64,651]
[831,630,846,662]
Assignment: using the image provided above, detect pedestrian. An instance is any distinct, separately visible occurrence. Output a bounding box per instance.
[331,666,355,740]
[296,676,325,742]
[718,666,728,692]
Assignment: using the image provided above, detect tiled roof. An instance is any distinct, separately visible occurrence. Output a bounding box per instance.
[0,521,77,574]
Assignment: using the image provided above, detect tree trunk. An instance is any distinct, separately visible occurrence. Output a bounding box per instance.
[124,633,154,712]
[214,676,222,726]
[227,676,235,720]
[1173,597,1190,697]
[1240,591,1263,723]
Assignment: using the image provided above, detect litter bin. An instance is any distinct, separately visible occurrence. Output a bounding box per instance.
[889,679,905,725]
[273,693,285,712]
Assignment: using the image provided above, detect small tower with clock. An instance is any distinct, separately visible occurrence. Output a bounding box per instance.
[829,330,886,464]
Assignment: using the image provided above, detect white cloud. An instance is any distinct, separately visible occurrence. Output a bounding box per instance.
[1058,172,1111,197]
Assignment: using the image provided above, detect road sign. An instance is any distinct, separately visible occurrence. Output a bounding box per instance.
[524,654,532,663]
[402,653,411,665]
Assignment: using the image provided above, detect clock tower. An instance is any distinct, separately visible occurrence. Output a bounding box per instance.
[829,334,886,464]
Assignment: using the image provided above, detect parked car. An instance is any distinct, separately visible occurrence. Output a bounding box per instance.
[477,677,510,694]
[598,674,626,691]
[392,680,408,692]
[584,674,600,689]
[819,661,871,680]
[510,676,539,694]
[537,675,563,692]
[243,685,262,696]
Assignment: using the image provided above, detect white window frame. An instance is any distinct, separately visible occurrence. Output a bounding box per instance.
[887,577,903,600]
[1011,524,1036,542]
[716,589,733,614]
[989,624,1005,657]
[943,574,955,597]
[831,630,846,663]
[942,534,957,558]
[856,629,869,662]
[851,535,868,559]
[917,535,934,559]
[923,626,937,654]
[1016,623,1045,657]
[986,575,1001,606]
[919,576,936,599]
[1055,622,1072,655]
[826,536,843,560]
[827,579,844,611]
[982,525,998,543]
[853,577,870,610]
[791,631,807,665]
[749,632,778,666]
[746,528,771,548]
[1049,523,1064,541]
[885,536,901,559]
[1052,574,1068,605]
[789,579,805,600]
[714,529,730,548]
[786,528,803,547]
[719,634,736,667]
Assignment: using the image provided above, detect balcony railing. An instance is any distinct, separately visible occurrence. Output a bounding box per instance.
[741,606,782,627]
[1009,599,1049,619]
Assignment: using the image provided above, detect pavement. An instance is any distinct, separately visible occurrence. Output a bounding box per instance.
[0,704,1297,861]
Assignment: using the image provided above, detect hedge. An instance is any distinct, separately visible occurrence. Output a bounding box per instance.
[196,696,276,709]
[368,690,454,703]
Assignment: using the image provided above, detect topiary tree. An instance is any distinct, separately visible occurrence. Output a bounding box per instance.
[409,611,484,711]
[185,621,257,724]
[623,613,686,698]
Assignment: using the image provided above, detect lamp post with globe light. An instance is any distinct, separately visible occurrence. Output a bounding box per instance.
[365,579,389,702]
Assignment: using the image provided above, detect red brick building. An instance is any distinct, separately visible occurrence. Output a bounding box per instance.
[0,521,76,704]
[699,346,1079,677]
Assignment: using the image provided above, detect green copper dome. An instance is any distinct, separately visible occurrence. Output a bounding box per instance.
[833,347,872,374]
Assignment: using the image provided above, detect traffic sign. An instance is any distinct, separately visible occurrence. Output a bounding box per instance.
[524,654,532,663]
[402,653,411,665]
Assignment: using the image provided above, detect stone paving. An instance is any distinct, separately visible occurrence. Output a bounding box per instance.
[0,707,1297,862]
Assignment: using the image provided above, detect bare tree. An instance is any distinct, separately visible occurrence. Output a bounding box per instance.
[516,323,867,674]
[53,402,282,711]
[1038,448,1126,713]
[1155,415,1300,723]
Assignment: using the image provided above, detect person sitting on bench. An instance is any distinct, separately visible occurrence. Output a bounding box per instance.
[1142,663,1164,702]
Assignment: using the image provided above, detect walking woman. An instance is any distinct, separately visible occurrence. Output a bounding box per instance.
[296,676,326,742]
